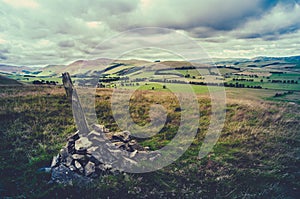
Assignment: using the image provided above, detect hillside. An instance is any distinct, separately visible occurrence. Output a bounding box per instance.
[0,85,299,198]
[0,75,22,85]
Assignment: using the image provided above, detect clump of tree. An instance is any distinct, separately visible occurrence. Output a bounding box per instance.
[32,80,57,85]
[232,78,254,82]
[269,79,298,84]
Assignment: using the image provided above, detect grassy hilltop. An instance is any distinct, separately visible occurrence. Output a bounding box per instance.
[0,84,299,198]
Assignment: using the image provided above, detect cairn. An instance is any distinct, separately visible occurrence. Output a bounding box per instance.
[50,123,156,184]
[50,73,160,184]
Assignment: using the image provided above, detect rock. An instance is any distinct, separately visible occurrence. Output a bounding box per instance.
[68,131,80,141]
[75,137,92,151]
[93,152,116,164]
[103,164,112,170]
[113,141,125,149]
[90,136,106,143]
[69,165,76,171]
[89,155,101,166]
[67,139,75,154]
[87,130,101,138]
[87,146,99,154]
[65,156,73,167]
[50,165,92,185]
[51,154,59,168]
[85,161,95,176]
[112,131,131,142]
[129,150,138,158]
[60,148,69,159]
[122,156,138,166]
[50,123,160,185]
[74,160,84,173]
[72,154,85,160]
[107,149,123,157]
[128,140,144,152]
[97,163,112,172]
[76,147,87,155]
[128,139,137,146]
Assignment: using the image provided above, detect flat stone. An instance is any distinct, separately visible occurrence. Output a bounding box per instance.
[113,141,125,149]
[112,131,131,142]
[90,136,106,143]
[75,137,92,151]
[128,140,137,146]
[128,140,145,151]
[98,163,112,171]
[129,150,138,158]
[85,161,95,176]
[72,154,85,160]
[87,130,101,137]
[122,156,138,165]
[108,149,123,157]
[74,160,84,173]
[87,146,99,154]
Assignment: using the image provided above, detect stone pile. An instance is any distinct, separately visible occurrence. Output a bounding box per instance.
[50,124,160,184]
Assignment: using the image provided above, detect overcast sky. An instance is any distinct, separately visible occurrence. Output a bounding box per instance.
[0,0,300,66]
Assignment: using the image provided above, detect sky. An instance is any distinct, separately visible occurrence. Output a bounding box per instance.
[0,0,300,66]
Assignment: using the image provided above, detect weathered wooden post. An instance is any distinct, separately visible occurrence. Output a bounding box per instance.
[62,72,90,134]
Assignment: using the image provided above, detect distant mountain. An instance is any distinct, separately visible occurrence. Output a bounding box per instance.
[36,64,66,77]
[0,64,34,74]
[1,55,299,79]
[252,55,300,62]
[43,58,151,77]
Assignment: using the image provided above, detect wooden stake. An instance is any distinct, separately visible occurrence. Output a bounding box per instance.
[62,72,90,134]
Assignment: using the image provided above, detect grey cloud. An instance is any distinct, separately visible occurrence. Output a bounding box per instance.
[0,54,8,60]
[233,1,300,41]
[0,48,10,60]
[120,0,277,31]
[58,40,75,48]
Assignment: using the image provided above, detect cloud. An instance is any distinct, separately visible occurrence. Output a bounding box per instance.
[0,38,7,44]
[3,0,39,9]
[233,2,300,40]
[0,0,299,66]
[121,0,276,31]
[58,40,75,48]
